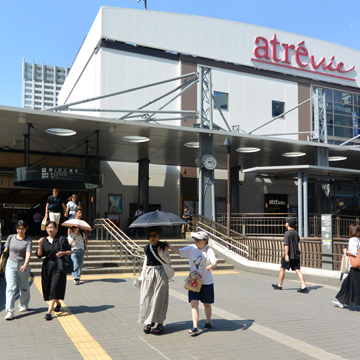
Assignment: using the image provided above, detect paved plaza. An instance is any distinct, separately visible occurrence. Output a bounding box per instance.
[0,266,358,360]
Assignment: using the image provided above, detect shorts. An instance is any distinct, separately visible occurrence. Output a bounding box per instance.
[188,283,214,304]
[281,257,300,271]
[49,212,61,225]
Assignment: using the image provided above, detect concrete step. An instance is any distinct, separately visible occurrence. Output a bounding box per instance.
[28,262,234,277]
[28,257,227,269]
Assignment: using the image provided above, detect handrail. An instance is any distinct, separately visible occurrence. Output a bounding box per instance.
[196,224,249,258]
[191,215,249,258]
[94,218,144,275]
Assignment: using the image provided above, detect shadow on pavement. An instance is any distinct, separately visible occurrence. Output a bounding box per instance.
[69,304,115,314]
[281,285,324,293]
[81,279,126,284]
[163,319,254,335]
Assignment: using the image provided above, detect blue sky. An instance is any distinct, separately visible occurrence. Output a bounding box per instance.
[1,0,359,107]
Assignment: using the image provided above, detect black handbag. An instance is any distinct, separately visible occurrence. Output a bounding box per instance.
[56,237,74,274]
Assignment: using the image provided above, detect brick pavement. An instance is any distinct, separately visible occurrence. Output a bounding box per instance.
[0,269,358,360]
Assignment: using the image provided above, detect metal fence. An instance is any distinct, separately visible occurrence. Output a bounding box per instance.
[217,213,360,238]
[193,214,349,270]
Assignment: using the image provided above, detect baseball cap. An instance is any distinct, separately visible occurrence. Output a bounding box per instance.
[191,231,209,240]
[286,218,296,227]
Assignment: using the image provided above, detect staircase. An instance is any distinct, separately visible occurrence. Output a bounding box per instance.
[29,236,234,276]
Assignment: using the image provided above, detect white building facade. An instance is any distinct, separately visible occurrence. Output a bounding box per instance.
[57,7,360,228]
[22,59,70,110]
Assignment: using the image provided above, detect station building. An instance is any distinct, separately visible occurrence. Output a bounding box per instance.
[2,7,360,235]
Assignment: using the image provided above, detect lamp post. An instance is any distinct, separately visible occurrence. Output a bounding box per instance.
[222,137,232,237]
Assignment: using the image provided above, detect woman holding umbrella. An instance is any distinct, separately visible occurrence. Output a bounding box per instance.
[66,208,88,285]
[138,226,170,335]
[36,221,72,320]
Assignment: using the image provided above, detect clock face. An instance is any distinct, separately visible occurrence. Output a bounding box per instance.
[201,154,217,170]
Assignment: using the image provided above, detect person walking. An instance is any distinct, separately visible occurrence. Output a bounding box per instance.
[332,224,360,308]
[68,209,88,285]
[0,220,32,320]
[138,226,170,335]
[36,221,72,320]
[45,188,66,226]
[182,207,192,234]
[272,218,308,293]
[133,205,144,237]
[65,194,80,220]
[166,231,218,336]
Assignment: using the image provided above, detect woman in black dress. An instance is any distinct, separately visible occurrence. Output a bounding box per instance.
[36,221,72,320]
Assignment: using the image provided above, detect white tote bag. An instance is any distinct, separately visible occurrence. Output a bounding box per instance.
[150,244,175,279]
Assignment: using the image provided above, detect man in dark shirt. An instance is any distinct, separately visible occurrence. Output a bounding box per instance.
[45,188,66,225]
[272,218,308,293]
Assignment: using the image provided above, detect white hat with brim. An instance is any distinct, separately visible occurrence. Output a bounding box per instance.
[191,231,209,240]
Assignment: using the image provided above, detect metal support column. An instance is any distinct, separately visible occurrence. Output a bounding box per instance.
[303,172,309,237]
[27,124,31,166]
[298,172,303,237]
[230,166,240,213]
[23,134,27,166]
[198,67,216,220]
[137,158,150,213]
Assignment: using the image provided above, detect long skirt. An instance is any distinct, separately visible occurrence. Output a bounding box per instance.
[41,259,67,301]
[336,267,360,306]
[139,265,169,324]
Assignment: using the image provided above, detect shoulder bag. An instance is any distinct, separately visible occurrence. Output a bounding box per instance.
[56,237,74,274]
[150,244,175,279]
[184,247,208,292]
[1,235,14,274]
[340,248,349,280]
[349,248,360,269]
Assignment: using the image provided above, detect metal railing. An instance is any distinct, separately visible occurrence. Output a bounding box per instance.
[191,215,249,258]
[192,214,349,270]
[94,218,144,275]
[217,213,360,238]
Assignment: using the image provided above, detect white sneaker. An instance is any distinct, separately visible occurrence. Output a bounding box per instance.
[188,327,199,336]
[19,306,28,312]
[332,300,344,308]
[5,312,14,320]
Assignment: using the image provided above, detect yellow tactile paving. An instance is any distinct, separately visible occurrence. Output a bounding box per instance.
[33,277,112,360]
[33,270,239,359]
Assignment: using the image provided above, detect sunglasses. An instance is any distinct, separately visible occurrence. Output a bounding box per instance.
[148,233,158,239]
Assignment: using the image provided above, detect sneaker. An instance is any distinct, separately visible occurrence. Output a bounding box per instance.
[5,312,14,320]
[203,323,212,330]
[297,287,308,293]
[332,300,344,308]
[272,284,282,290]
[44,313,52,321]
[188,327,199,336]
[19,306,28,312]
[74,279,80,285]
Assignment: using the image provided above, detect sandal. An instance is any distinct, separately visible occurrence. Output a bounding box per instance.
[143,322,155,334]
[152,324,164,335]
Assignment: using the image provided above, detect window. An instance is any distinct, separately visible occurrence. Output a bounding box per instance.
[313,86,360,144]
[25,95,32,99]
[213,91,228,110]
[25,101,32,105]
[272,101,285,118]
[25,89,32,93]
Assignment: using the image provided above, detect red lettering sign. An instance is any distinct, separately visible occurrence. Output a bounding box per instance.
[251,34,355,81]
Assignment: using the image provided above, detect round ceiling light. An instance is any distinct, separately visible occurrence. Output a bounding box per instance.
[236,147,261,153]
[45,128,76,136]
[329,156,347,162]
[184,142,199,148]
[282,152,306,157]
[122,136,149,143]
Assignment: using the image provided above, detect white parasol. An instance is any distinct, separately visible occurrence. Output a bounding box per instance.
[61,219,92,231]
